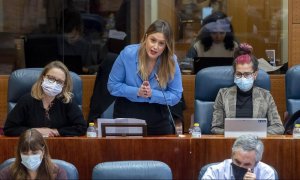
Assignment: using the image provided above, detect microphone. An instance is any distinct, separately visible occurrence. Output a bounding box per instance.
[154,73,177,135]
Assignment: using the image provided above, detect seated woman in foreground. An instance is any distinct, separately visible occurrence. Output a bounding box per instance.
[4,61,87,137]
[211,43,284,135]
[0,129,67,179]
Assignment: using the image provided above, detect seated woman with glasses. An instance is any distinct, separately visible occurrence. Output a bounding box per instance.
[4,61,87,137]
[211,43,284,135]
[186,11,238,58]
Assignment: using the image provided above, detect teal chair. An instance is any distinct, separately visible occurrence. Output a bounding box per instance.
[92,160,172,180]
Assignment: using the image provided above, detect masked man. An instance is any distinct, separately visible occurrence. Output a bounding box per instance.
[202,134,276,179]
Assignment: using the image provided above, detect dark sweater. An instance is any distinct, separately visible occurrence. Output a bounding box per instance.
[4,94,87,136]
[236,87,253,118]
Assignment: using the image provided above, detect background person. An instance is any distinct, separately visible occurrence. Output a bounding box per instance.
[186,11,238,58]
[60,8,101,74]
[107,19,183,135]
[211,43,284,134]
[0,129,67,179]
[202,134,276,179]
[4,61,87,137]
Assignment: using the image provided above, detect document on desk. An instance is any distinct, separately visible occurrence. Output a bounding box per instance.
[97,118,146,137]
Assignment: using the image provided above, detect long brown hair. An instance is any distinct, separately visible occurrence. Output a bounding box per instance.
[31,61,73,103]
[138,19,175,88]
[11,129,58,180]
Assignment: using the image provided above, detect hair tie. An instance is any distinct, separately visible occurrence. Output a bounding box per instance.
[235,54,251,64]
[239,43,253,53]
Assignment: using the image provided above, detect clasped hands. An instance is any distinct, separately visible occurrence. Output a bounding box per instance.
[34,128,60,137]
[138,81,152,98]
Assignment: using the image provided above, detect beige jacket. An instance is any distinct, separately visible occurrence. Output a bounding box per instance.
[211,86,284,135]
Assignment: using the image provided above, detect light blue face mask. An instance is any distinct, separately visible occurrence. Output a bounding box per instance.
[21,153,42,171]
[41,78,63,97]
[234,76,254,92]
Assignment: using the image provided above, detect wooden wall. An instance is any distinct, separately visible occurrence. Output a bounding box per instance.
[289,0,300,67]
[0,74,286,134]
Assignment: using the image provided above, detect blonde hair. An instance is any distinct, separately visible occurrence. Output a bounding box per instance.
[138,19,175,88]
[31,61,73,103]
[11,129,58,180]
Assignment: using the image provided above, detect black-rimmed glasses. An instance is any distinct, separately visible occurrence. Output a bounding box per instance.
[235,72,254,79]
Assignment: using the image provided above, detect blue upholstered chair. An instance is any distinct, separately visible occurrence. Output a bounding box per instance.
[92,160,172,180]
[198,162,278,180]
[194,66,271,134]
[0,158,79,179]
[7,68,82,112]
[286,65,300,116]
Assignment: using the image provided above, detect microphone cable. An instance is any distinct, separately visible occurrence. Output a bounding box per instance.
[154,73,177,135]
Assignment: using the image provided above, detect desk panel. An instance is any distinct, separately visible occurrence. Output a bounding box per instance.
[0,136,297,179]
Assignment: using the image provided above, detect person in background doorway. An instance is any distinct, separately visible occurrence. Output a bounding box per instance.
[186,11,238,58]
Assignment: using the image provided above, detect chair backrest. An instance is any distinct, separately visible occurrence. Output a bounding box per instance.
[194,66,271,134]
[286,64,300,116]
[198,162,219,180]
[7,68,82,112]
[0,158,79,180]
[92,160,172,180]
[52,159,79,179]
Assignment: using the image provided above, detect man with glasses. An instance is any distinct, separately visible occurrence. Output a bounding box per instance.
[211,43,284,135]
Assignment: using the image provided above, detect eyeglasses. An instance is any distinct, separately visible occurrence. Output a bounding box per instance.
[45,75,65,86]
[235,72,254,79]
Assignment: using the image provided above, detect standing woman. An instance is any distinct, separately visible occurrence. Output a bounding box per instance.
[4,61,87,137]
[0,129,67,179]
[108,19,183,135]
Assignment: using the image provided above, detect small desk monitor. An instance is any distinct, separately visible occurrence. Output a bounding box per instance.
[193,57,234,74]
[224,118,267,138]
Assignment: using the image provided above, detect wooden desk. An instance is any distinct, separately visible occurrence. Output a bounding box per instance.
[0,135,296,179]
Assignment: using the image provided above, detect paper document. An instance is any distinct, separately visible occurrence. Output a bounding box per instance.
[258,58,282,72]
[108,30,127,40]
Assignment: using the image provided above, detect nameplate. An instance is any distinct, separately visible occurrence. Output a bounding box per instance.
[97,118,147,137]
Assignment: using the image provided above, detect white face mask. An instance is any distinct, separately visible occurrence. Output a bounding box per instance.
[21,153,43,171]
[41,78,63,97]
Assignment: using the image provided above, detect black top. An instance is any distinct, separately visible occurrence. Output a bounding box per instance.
[113,97,174,135]
[4,94,87,136]
[236,87,253,118]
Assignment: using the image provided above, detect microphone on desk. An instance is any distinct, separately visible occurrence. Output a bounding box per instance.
[154,73,177,135]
